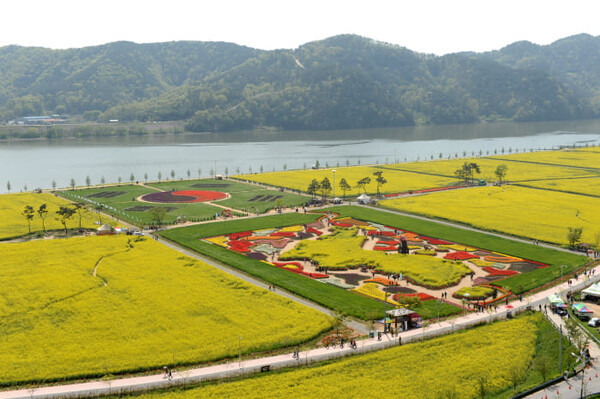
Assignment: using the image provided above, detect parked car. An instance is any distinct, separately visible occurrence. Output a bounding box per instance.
[588,318,600,327]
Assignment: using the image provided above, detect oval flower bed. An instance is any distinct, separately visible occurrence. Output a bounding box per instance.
[141,190,227,203]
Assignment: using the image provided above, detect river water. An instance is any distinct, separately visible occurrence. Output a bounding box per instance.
[1,119,600,193]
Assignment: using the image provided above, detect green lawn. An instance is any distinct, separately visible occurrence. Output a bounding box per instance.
[59,179,311,227]
[60,184,222,227]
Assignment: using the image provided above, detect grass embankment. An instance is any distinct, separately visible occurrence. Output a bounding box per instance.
[0,235,332,386]
[327,206,588,294]
[131,313,573,399]
[160,214,394,320]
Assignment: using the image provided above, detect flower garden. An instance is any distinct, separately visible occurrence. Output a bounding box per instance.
[203,213,551,308]
[0,235,333,385]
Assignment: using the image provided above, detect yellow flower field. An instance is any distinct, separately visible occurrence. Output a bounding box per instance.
[137,314,541,399]
[381,185,600,245]
[519,176,600,197]
[0,193,105,239]
[495,148,600,169]
[390,156,597,182]
[236,166,456,195]
[353,283,400,305]
[0,235,333,384]
[279,228,470,287]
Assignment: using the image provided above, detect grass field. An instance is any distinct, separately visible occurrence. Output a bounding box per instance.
[0,235,333,385]
[380,185,600,246]
[61,179,310,227]
[0,193,105,240]
[326,206,587,294]
[134,313,572,399]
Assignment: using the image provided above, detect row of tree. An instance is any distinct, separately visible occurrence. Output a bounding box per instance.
[306,171,388,201]
[21,203,87,235]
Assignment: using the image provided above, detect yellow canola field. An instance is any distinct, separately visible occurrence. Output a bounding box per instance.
[382,185,600,245]
[0,193,103,239]
[138,314,540,399]
[0,235,332,384]
[279,228,470,287]
[519,176,600,197]
[495,148,600,169]
[236,166,456,195]
[390,156,597,182]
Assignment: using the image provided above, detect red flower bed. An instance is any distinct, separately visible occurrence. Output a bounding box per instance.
[228,231,252,240]
[270,231,296,237]
[444,251,479,260]
[482,267,519,276]
[173,190,227,202]
[419,236,452,245]
[377,240,399,245]
[374,246,397,251]
[394,293,435,301]
[228,240,254,252]
[331,221,353,227]
[306,227,323,235]
[367,230,395,237]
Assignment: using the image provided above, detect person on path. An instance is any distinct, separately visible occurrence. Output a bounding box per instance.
[168,369,172,380]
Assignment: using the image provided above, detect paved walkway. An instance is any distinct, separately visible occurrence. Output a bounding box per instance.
[3,267,600,399]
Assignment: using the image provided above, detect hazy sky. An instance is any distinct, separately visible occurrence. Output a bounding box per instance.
[3,0,599,55]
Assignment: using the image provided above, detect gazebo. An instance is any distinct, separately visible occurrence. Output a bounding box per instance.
[386,308,422,331]
[572,302,594,320]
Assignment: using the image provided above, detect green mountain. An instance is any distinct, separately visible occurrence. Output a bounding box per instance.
[0,34,598,132]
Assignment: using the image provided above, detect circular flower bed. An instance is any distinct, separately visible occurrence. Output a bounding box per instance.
[141,190,227,203]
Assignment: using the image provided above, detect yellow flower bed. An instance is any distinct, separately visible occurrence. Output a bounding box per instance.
[382,185,600,245]
[352,283,399,305]
[278,225,304,232]
[470,259,495,267]
[137,314,541,399]
[0,235,333,384]
[280,229,470,287]
[235,166,456,195]
[440,244,478,252]
[0,193,105,239]
[205,235,228,247]
[455,286,495,299]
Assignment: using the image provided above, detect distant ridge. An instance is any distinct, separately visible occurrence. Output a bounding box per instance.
[0,33,598,132]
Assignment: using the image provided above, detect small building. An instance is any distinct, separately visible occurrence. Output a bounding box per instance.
[386,308,422,331]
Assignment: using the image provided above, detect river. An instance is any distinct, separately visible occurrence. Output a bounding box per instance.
[1,119,600,193]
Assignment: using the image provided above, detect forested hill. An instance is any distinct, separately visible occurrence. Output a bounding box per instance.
[1,34,599,132]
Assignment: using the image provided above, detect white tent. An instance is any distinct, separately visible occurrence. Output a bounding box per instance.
[357,193,371,204]
[547,293,564,305]
[582,283,600,300]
